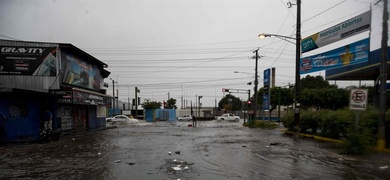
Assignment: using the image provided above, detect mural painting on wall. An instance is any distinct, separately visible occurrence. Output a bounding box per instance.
[0,46,57,76]
[61,51,102,90]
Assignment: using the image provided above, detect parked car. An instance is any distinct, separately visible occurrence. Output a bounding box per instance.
[178,114,192,121]
[216,113,240,122]
[106,115,139,124]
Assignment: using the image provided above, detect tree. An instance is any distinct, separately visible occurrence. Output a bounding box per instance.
[297,75,350,110]
[300,75,337,90]
[142,99,162,109]
[218,94,242,111]
[300,87,349,111]
[165,98,177,109]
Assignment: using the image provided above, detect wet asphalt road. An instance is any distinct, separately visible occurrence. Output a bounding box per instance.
[1,119,390,180]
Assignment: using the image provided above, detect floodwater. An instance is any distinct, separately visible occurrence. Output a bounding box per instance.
[1,120,390,180]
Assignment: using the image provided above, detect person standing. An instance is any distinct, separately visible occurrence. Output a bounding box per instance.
[0,112,7,146]
[192,115,197,128]
[43,110,53,131]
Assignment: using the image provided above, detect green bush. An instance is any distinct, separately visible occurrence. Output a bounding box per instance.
[319,111,341,139]
[339,127,375,155]
[281,112,294,131]
[281,108,390,153]
[244,120,278,129]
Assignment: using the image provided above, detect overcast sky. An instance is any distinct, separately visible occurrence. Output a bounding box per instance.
[0,0,388,108]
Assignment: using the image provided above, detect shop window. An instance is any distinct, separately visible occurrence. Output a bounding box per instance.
[9,103,28,118]
[97,106,106,117]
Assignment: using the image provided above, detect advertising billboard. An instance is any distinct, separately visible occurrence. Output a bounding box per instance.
[301,11,371,53]
[0,46,57,76]
[300,38,369,74]
[61,51,102,90]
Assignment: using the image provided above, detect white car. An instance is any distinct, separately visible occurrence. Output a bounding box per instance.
[178,114,192,121]
[106,115,139,124]
[216,113,240,122]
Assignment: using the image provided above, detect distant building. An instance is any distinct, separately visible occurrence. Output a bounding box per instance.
[0,39,111,142]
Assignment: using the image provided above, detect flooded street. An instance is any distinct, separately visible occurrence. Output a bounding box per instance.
[1,120,390,180]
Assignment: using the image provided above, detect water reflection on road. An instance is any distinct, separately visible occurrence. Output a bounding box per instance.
[0,120,389,179]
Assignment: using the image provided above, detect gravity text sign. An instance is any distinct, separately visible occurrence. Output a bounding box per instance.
[349,89,368,111]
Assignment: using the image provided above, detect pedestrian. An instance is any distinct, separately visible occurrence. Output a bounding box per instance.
[192,115,197,128]
[0,112,7,146]
[43,109,53,131]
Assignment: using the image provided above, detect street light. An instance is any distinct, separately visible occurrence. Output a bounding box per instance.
[258,0,301,140]
[258,33,296,44]
[234,71,252,75]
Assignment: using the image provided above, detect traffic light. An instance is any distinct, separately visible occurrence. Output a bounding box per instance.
[138,97,141,104]
[222,88,229,92]
[247,100,251,107]
[132,98,135,105]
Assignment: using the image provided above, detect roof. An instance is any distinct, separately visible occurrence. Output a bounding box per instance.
[0,39,111,78]
[325,46,390,80]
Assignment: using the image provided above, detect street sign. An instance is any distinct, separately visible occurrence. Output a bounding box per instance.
[349,89,368,110]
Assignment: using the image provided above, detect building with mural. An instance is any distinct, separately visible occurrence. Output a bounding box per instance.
[0,39,111,142]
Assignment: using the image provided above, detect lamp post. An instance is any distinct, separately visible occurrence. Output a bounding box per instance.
[258,0,301,139]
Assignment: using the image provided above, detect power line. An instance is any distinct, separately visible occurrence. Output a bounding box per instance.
[82,39,259,50]
[302,0,347,24]
[0,34,20,41]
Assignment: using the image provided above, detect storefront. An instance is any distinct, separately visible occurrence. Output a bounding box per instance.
[0,39,111,141]
[0,88,58,142]
[52,87,110,133]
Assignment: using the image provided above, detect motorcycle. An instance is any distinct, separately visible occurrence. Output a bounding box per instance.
[39,128,62,143]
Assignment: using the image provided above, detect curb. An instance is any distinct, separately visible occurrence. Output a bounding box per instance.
[281,129,390,153]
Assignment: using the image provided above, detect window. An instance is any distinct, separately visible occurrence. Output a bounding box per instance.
[9,103,28,118]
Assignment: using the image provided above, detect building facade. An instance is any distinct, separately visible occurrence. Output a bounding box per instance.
[0,40,111,142]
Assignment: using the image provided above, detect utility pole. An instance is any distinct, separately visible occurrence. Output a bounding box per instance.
[110,78,116,116]
[378,0,388,151]
[246,89,251,124]
[293,0,302,140]
[198,96,203,117]
[116,89,119,112]
[253,48,259,126]
[135,87,140,119]
[128,86,130,110]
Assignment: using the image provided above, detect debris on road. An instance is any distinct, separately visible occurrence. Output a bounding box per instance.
[114,160,121,163]
[270,142,281,146]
